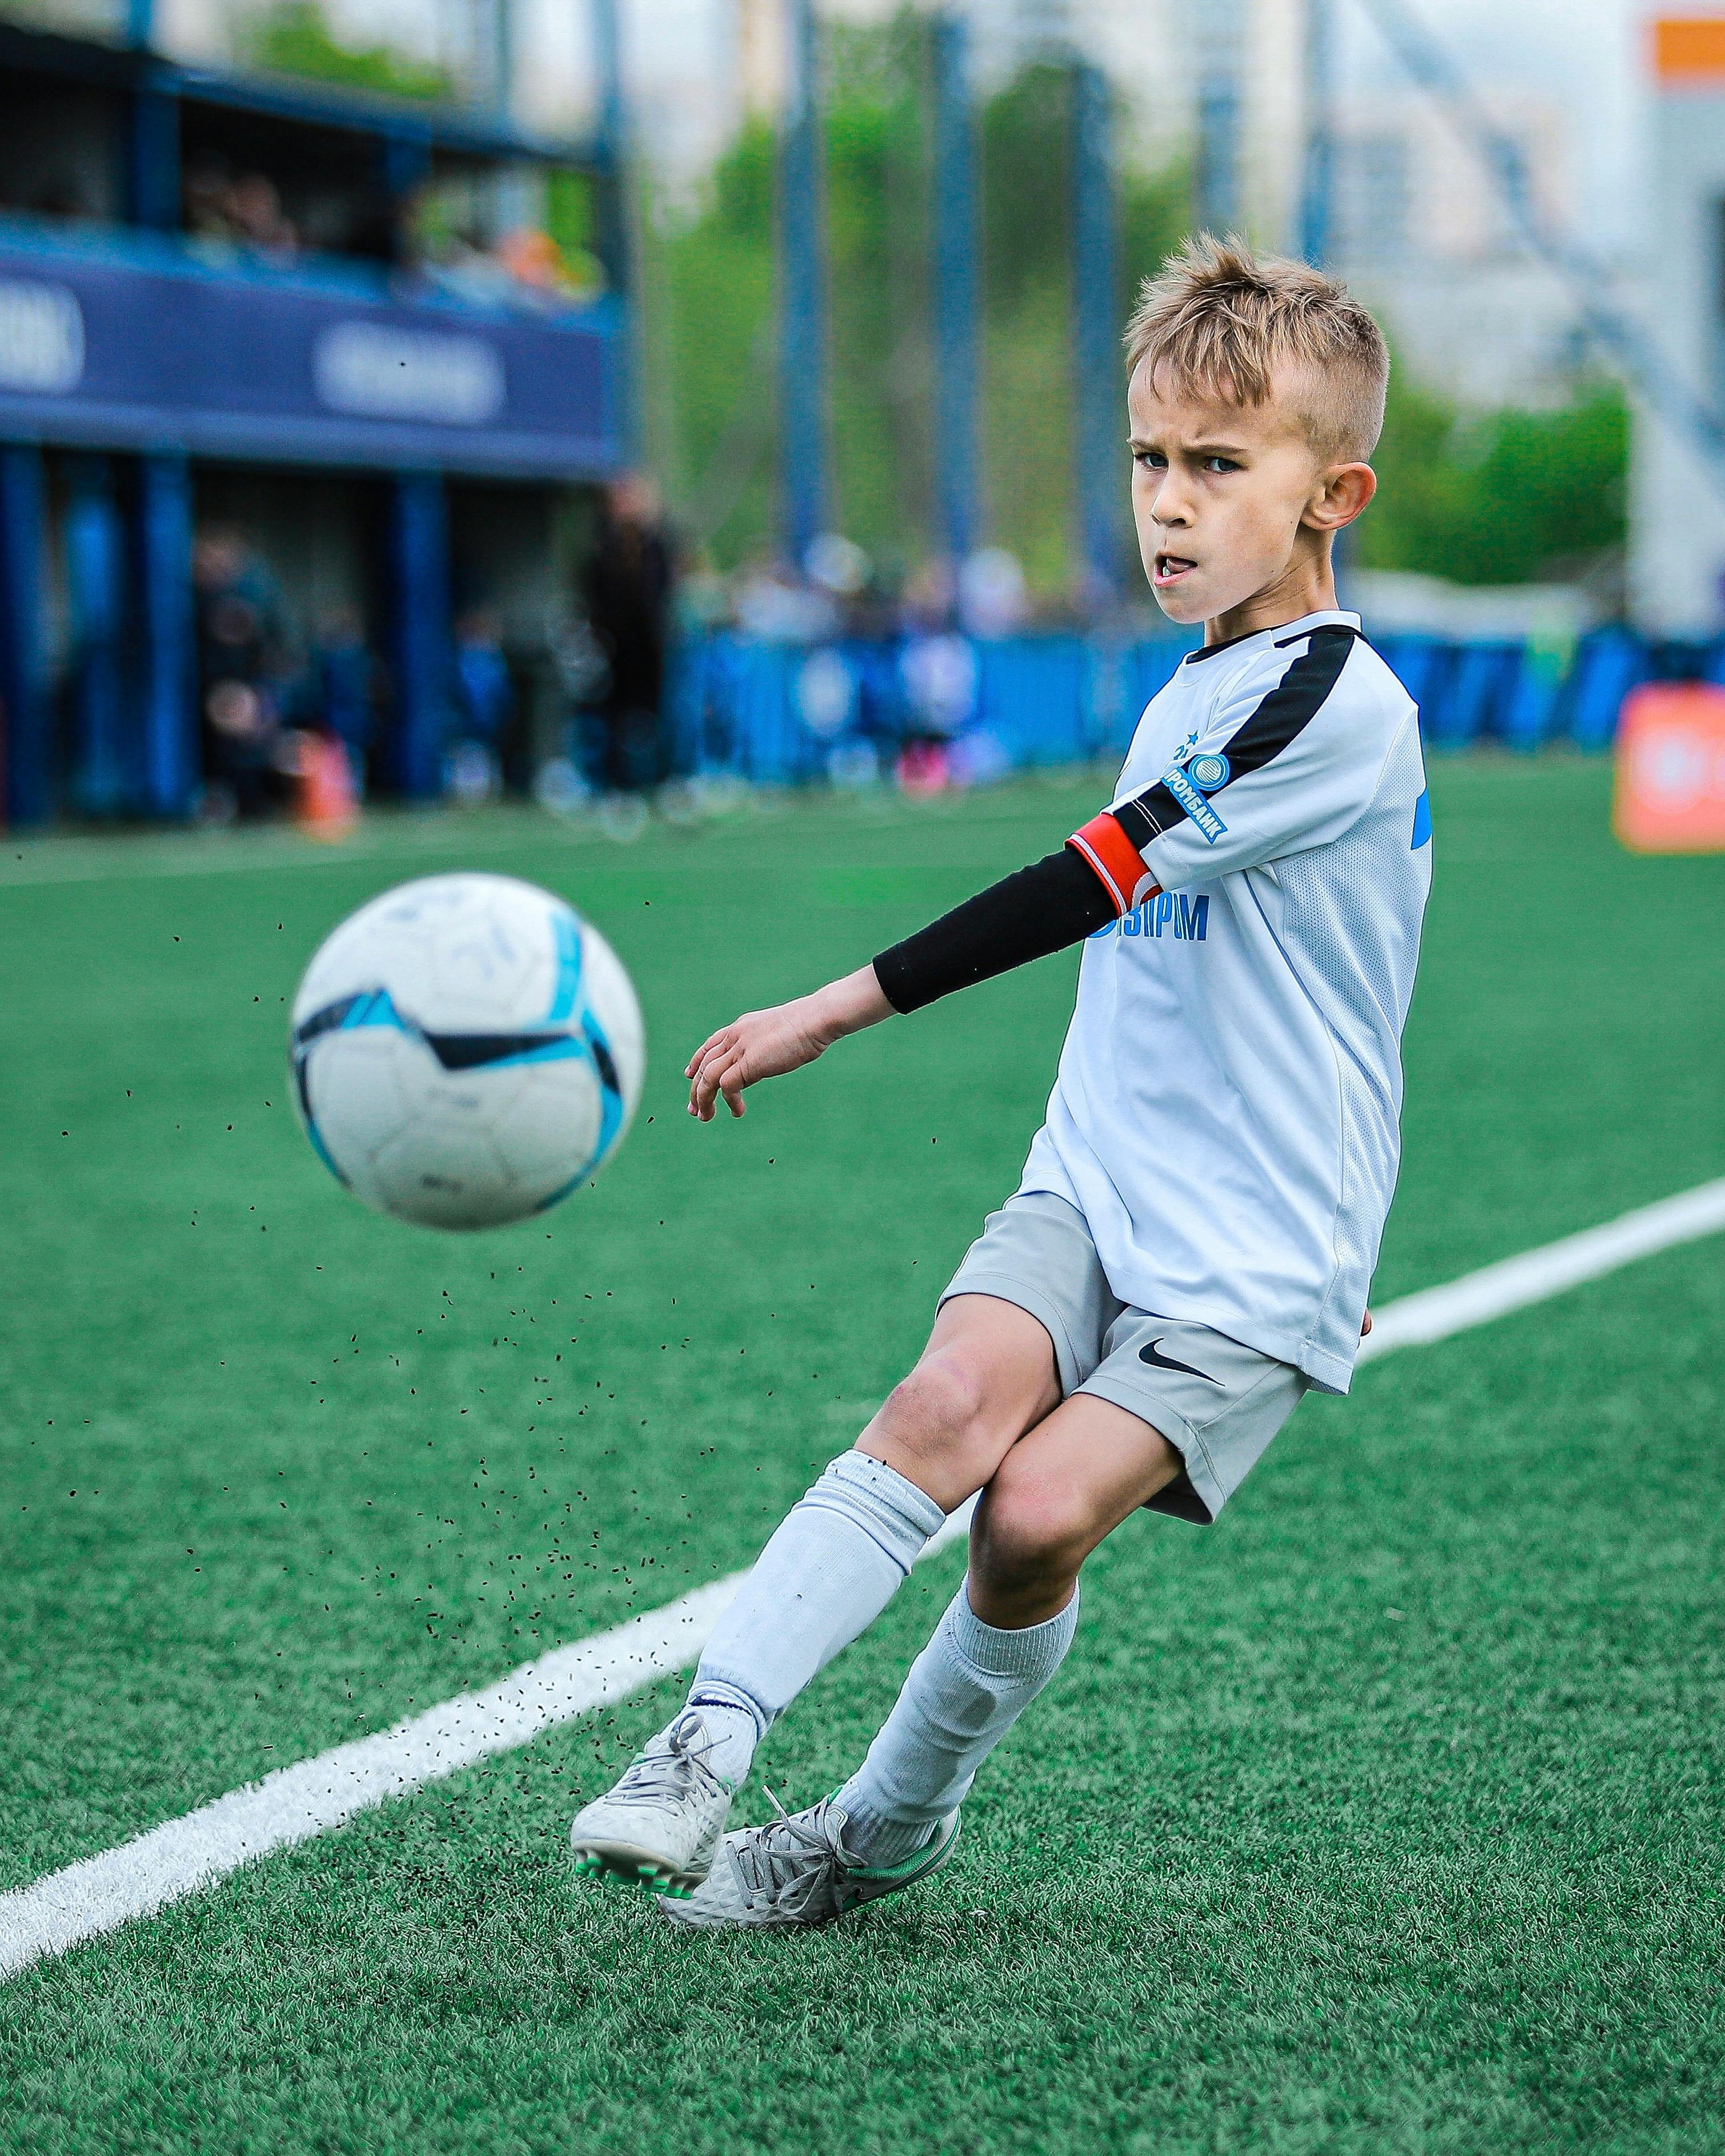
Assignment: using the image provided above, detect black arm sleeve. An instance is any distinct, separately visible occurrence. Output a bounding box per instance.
[871,845,1116,1015]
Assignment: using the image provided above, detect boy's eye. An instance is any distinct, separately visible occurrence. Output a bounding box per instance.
[1203,455,1241,474]
[1133,449,1167,470]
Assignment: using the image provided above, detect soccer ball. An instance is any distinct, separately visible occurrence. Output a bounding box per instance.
[289,873,644,1230]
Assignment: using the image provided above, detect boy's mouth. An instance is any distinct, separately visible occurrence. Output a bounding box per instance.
[1153,553,1197,589]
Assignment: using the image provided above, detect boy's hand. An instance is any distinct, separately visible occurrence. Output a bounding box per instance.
[686,964,893,1121]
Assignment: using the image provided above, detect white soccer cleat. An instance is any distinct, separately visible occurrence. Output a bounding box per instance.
[656,1793,960,1930]
[569,1710,735,1898]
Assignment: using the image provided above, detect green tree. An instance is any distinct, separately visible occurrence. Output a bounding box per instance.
[243,2,451,103]
[1360,374,1627,586]
[638,122,778,565]
[640,18,1187,592]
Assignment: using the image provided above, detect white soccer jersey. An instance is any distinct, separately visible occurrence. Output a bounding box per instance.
[1020,608,1432,1393]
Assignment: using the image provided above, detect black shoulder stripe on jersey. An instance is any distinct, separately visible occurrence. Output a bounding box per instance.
[1112,625,1358,847]
[1275,623,1364,648]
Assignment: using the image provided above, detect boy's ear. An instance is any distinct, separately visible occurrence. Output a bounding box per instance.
[1304,462,1376,533]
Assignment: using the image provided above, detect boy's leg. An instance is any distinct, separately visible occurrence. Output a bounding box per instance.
[687,1293,1064,1775]
[834,1392,1181,1863]
[569,1294,1060,1888]
[655,1394,1181,1926]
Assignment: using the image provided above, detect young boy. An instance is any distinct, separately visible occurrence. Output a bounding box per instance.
[570,238,1431,1927]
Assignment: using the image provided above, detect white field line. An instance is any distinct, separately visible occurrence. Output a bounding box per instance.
[0,1505,976,1982]
[1355,1176,1725,1361]
[5,1175,1725,1981]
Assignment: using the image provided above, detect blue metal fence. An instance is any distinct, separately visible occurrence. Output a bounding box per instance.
[11,619,1725,827]
[668,626,1725,787]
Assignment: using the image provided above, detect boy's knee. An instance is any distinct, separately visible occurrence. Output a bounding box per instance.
[862,1351,1006,1511]
[876,1354,989,1458]
[972,1460,1093,1599]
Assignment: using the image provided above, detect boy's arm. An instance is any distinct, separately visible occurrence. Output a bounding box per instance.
[686,963,892,1121]
[686,842,1130,1119]
[690,630,1387,1118]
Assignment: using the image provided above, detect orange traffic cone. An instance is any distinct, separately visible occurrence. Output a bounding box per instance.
[297,733,359,841]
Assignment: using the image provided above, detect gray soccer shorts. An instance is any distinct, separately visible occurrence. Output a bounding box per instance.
[939,1189,1309,1525]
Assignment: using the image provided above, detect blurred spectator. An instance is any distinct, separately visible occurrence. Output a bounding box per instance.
[311,606,377,795]
[903,556,959,634]
[892,555,976,794]
[193,525,290,821]
[446,604,514,805]
[734,555,836,643]
[406,189,603,313]
[414,223,523,308]
[229,173,299,262]
[182,159,300,264]
[806,534,871,605]
[492,226,602,302]
[959,547,1028,639]
[183,159,235,245]
[581,475,677,798]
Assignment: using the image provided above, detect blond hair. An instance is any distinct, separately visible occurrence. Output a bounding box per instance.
[1124,234,1389,463]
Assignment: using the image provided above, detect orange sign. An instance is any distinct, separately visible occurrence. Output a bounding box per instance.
[1654,17,1725,80]
[1614,682,1725,853]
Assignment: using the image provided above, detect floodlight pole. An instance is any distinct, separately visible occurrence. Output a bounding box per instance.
[489,0,516,119]
[588,0,641,465]
[1072,58,1121,605]
[777,0,831,567]
[591,0,625,155]
[1194,0,1244,235]
[932,11,980,566]
[1299,0,1335,265]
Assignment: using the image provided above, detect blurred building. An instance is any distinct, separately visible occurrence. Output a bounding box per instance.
[1329,87,1582,409]
[1630,16,1725,638]
[0,0,628,824]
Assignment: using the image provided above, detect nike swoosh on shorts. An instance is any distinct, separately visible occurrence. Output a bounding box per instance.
[1139,1339,1222,1384]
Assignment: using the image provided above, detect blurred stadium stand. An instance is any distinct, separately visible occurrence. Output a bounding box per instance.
[0,6,625,826]
[668,618,1725,791]
[2,3,1723,830]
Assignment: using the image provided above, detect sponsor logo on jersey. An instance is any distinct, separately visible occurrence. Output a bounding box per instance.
[1089,892,1209,943]
[1185,751,1231,793]
[1162,761,1228,842]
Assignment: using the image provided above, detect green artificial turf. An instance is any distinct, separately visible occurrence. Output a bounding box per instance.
[1,758,1722,2152]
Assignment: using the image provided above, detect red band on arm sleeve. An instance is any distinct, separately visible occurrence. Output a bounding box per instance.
[1067,812,1157,918]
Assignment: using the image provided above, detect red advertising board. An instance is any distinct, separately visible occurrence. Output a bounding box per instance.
[1613,682,1725,853]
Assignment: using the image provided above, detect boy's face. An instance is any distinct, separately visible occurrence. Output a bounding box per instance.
[1128,360,1372,634]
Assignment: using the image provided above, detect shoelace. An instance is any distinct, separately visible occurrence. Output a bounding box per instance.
[726,1791,846,1915]
[612,1717,722,1809]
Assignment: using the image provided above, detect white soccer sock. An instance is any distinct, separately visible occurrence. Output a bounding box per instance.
[680,1450,948,1787]
[835,1579,1080,1867]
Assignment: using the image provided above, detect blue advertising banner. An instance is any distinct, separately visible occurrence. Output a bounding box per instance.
[0,221,622,481]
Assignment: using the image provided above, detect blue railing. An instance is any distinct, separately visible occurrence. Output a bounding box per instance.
[667,625,1725,785]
